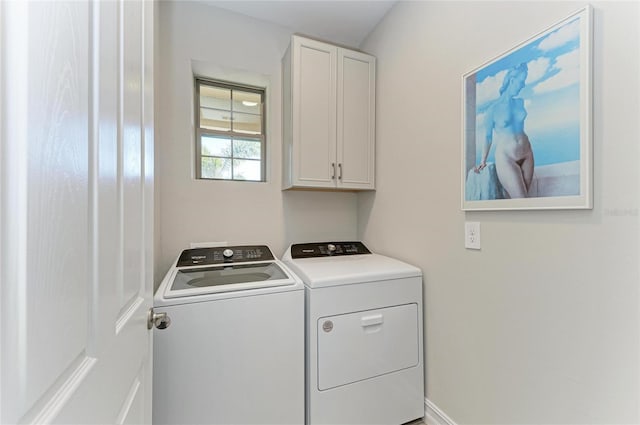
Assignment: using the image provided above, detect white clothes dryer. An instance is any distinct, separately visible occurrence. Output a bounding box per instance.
[153,245,304,425]
[282,242,424,425]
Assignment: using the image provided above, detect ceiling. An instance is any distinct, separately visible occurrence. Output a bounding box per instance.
[199,1,397,47]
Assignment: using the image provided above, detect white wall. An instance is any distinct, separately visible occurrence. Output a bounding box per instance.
[360,1,639,423]
[155,1,357,283]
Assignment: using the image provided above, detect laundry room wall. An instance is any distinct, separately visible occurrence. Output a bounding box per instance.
[154,1,358,285]
[359,1,639,424]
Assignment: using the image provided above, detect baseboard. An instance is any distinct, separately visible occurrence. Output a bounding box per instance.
[424,398,457,425]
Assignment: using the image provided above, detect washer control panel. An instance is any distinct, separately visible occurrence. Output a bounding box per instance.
[177,245,274,266]
[290,241,371,259]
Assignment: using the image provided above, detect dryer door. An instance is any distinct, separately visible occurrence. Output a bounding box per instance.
[317,303,419,390]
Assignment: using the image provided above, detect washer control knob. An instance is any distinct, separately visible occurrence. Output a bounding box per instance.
[222,248,234,259]
[327,244,337,253]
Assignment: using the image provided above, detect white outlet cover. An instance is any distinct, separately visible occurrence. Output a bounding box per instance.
[465,222,481,250]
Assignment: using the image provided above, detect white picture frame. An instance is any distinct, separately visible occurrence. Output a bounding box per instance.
[462,6,593,211]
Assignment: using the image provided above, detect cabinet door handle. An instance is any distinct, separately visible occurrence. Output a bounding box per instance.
[338,163,343,180]
[331,163,336,180]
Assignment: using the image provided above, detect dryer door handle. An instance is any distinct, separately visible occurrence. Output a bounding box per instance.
[361,314,384,327]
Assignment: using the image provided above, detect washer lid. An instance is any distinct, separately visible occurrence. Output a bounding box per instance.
[282,246,422,288]
[164,262,295,299]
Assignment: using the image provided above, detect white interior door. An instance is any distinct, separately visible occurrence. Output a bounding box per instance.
[0,1,154,423]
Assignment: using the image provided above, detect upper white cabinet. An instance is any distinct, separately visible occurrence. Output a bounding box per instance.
[283,35,376,190]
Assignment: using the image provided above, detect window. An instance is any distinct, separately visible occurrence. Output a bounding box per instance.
[195,78,266,181]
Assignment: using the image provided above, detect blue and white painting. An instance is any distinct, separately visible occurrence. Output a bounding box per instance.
[464,14,587,204]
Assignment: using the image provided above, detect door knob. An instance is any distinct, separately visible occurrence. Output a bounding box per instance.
[148,308,171,330]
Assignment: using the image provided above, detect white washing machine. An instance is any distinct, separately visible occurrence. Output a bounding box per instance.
[153,245,304,425]
[282,241,424,425]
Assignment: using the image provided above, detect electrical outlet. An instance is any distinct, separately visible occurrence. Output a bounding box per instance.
[465,222,481,250]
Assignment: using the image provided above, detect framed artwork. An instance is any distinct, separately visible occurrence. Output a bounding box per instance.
[461,6,593,211]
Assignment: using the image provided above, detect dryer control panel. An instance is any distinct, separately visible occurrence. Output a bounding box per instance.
[177,245,274,266]
[290,241,371,259]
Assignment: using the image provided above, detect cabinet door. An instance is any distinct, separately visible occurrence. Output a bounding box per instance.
[337,49,376,190]
[291,37,337,188]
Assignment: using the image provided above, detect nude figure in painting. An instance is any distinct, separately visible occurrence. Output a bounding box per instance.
[474,63,534,198]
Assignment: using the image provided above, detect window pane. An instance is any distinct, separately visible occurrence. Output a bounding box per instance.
[202,136,231,157]
[201,157,232,179]
[200,85,230,110]
[233,159,261,181]
[233,90,261,114]
[196,79,265,182]
[200,108,231,132]
[233,112,261,135]
[233,139,261,160]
